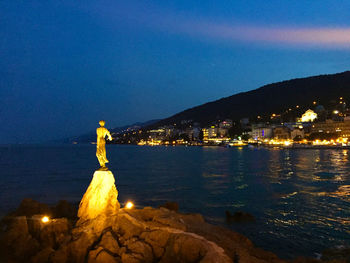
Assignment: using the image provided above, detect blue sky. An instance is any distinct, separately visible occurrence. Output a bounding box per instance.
[1,0,350,143]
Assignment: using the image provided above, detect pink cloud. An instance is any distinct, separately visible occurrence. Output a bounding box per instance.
[170,19,350,48]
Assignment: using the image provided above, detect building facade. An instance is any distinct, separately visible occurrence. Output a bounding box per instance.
[251,126,273,140]
[311,119,350,137]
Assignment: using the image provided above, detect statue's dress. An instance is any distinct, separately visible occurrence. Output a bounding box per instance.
[96,128,109,166]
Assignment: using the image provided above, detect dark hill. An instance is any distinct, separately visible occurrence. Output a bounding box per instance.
[151,71,350,127]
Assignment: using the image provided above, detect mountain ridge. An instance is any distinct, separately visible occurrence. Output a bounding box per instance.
[150,71,350,127]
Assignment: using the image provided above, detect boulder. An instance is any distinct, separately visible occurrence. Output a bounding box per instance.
[114,213,145,239]
[30,247,55,263]
[140,229,170,259]
[49,245,69,263]
[53,200,78,220]
[98,230,120,254]
[124,239,154,262]
[121,252,144,263]
[159,201,179,212]
[39,218,71,249]
[11,198,51,217]
[68,230,97,263]
[161,234,206,263]
[321,246,350,262]
[77,170,120,224]
[0,216,40,261]
[225,210,256,223]
[88,247,120,263]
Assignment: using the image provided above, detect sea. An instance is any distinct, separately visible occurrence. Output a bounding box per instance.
[0,144,349,259]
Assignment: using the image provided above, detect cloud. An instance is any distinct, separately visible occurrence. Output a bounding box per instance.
[180,22,350,48]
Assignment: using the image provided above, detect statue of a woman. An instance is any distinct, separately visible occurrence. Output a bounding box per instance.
[96,120,112,170]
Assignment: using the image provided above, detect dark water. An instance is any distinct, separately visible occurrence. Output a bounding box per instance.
[0,145,349,259]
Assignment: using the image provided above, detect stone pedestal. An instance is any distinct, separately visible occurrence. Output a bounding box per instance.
[77,170,120,224]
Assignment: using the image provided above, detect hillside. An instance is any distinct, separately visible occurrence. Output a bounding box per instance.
[150,71,350,127]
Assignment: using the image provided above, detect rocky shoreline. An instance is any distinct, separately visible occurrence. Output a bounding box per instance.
[0,199,348,263]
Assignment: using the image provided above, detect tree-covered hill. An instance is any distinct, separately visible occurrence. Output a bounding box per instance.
[150,71,350,127]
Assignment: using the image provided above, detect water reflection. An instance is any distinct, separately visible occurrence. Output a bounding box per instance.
[252,148,350,258]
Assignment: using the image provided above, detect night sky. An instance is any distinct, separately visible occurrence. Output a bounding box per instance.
[1,1,350,143]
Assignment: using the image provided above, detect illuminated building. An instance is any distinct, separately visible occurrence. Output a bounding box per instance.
[311,118,350,137]
[164,127,174,137]
[218,128,229,137]
[291,128,304,139]
[149,128,166,140]
[251,126,273,140]
[219,119,233,129]
[202,128,209,141]
[273,126,291,140]
[300,109,317,122]
[185,127,199,140]
[208,126,217,138]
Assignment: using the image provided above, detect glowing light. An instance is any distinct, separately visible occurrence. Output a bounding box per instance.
[125,201,134,209]
[313,101,317,105]
[333,110,339,114]
[284,141,291,146]
[300,109,317,122]
[41,216,50,223]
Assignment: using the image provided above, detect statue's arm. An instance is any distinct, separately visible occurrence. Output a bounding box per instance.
[106,129,113,141]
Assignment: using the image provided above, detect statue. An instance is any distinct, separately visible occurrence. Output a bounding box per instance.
[96,120,112,170]
[77,120,119,224]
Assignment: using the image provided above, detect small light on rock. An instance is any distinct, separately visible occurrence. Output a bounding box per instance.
[41,216,50,223]
[125,201,134,209]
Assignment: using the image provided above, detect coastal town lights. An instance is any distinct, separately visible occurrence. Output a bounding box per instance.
[284,141,291,146]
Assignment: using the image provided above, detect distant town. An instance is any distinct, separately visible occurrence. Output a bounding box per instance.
[94,97,350,148]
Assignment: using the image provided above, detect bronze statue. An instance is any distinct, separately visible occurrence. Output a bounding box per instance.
[96,120,112,170]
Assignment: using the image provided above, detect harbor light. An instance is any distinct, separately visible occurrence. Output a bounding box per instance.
[41,216,50,223]
[125,201,134,209]
[284,141,291,146]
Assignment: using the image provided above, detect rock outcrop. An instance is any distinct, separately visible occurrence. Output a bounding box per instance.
[225,211,255,223]
[77,170,120,224]
[1,199,290,263]
[2,200,348,263]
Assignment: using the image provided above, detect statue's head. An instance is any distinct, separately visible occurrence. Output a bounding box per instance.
[99,120,105,127]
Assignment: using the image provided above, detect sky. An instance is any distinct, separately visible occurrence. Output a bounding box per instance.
[1,0,350,143]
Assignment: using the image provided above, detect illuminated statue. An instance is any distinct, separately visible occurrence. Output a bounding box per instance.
[96,120,112,169]
[77,120,118,224]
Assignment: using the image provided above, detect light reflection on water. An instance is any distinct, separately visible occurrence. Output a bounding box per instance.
[0,145,349,259]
